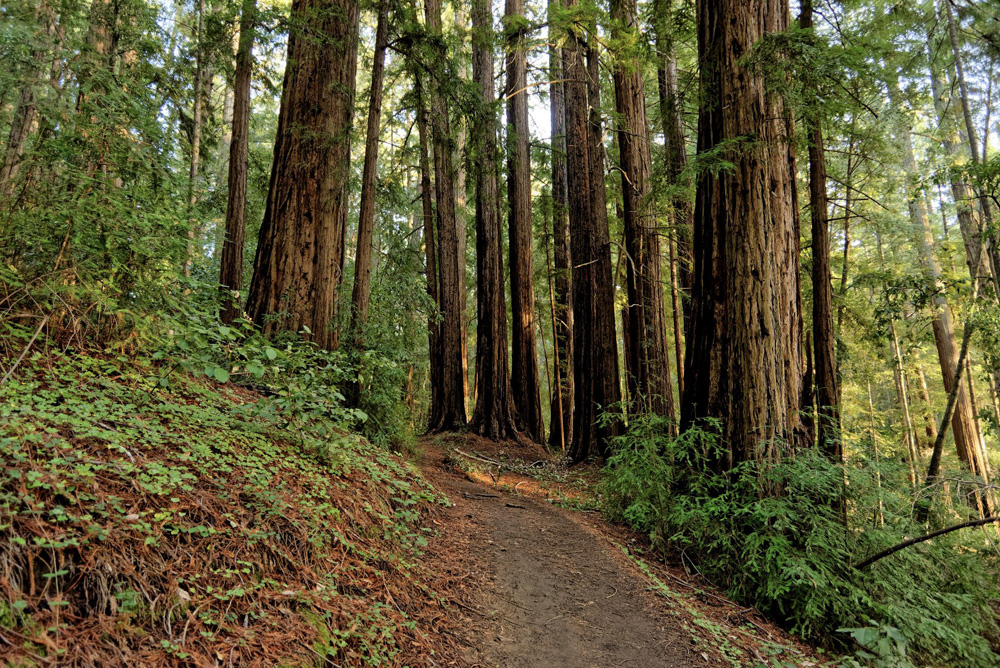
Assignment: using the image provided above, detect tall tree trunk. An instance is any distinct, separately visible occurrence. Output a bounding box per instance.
[926,30,998,298]
[185,0,208,277]
[219,0,256,325]
[505,0,544,442]
[0,0,55,199]
[612,0,675,421]
[548,2,573,450]
[942,0,1000,287]
[562,3,622,463]
[454,8,471,409]
[348,0,390,399]
[801,0,840,457]
[917,364,939,448]
[246,0,359,350]
[469,0,519,439]
[652,0,692,349]
[895,93,992,495]
[415,73,444,428]
[681,0,806,467]
[425,0,467,430]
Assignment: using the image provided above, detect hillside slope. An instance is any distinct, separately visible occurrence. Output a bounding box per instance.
[0,354,459,666]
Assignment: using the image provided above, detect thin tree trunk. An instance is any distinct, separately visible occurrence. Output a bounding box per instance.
[425,0,467,430]
[185,0,208,277]
[681,0,806,467]
[0,0,55,199]
[894,86,992,506]
[926,29,999,298]
[801,0,839,457]
[917,364,939,448]
[612,0,675,422]
[246,0,359,350]
[943,0,1000,288]
[347,0,391,400]
[454,7,471,409]
[653,0,692,337]
[548,3,573,450]
[505,0,544,442]
[219,0,256,325]
[469,0,519,439]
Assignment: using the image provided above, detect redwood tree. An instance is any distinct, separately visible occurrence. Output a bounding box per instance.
[681,0,805,467]
[548,0,573,451]
[425,0,467,430]
[246,0,359,350]
[505,0,544,443]
[800,0,839,457]
[219,0,257,325]
[469,0,519,439]
[611,0,675,421]
[348,0,391,401]
[563,4,622,462]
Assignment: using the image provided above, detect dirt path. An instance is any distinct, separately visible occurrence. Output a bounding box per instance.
[421,445,715,668]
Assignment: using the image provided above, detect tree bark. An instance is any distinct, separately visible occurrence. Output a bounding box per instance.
[800,0,840,458]
[894,87,992,498]
[612,0,675,422]
[219,0,257,325]
[347,0,391,399]
[425,0,468,430]
[454,8,471,409]
[415,72,444,428]
[246,0,360,350]
[652,0,692,355]
[469,0,520,440]
[926,28,999,299]
[681,0,806,468]
[548,1,573,451]
[0,0,55,199]
[562,3,622,463]
[582,33,623,462]
[184,0,209,277]
[505,0,544,443]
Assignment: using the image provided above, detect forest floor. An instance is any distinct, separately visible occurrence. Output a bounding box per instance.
[418,433,830,668]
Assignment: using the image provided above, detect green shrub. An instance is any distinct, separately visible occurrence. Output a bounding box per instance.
[602,415,999,666]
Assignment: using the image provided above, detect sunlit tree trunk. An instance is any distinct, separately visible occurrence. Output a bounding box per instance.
[681,0,806,467]
[246,0,359,350]
[219,0,256,324]
[894,97,992,499]
[469,0,519,439]
[415,73,444,427]
[652,0,691,391]
[505,0,544,442]
[548,0,573,450]
[425,0,467,430]
[612,0,675,422]
[348,0,390,401]
[563,3,622,462]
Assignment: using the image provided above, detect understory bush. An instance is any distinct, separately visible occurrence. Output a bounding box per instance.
[602,414,1000,667]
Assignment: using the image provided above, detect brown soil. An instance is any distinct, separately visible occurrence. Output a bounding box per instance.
[420,438,723,668]
[419,434,826,668]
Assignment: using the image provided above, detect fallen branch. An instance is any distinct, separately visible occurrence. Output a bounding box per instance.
[856,515,1000,569]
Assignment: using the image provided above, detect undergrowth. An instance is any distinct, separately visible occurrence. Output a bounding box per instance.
[602,414,1000,667]
[0,343,453,666]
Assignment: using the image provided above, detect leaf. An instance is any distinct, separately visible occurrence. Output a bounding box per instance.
[265,347,278,360]
[214,368,230,383]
